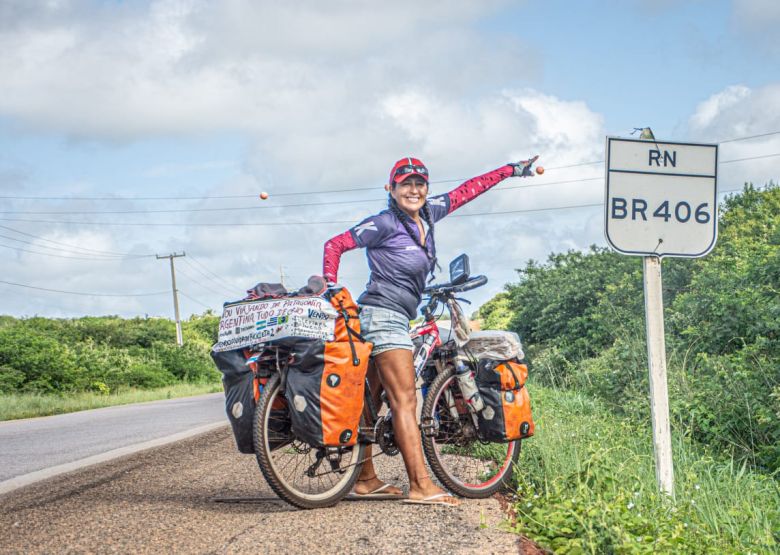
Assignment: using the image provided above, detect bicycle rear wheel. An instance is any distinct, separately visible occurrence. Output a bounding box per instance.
[421,368,521,498]
[253,373,366,509]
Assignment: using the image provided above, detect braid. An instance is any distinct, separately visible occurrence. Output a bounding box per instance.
[420,202,440,278]
[388,195,439,281]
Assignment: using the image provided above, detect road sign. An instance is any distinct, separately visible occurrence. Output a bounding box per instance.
[605,137,718,258]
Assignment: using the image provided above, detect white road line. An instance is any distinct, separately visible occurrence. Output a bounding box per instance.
[0,421,228,496]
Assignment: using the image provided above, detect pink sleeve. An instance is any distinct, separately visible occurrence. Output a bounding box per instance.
[322,230,358,282]
[446,165,514,214]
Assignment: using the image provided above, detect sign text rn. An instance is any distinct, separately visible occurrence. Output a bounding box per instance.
[649,149,676,167]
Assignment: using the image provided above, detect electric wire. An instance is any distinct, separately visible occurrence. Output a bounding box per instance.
[0,177,593,215]
[186,255,236,291]
[0,240,154,261]
[0,149,775,217]
[0,279,168,297]
[178,289,216,310]
[0,182,759,230]
[0,232,151,259]
[0,224,156,257]
[0,130,777,203]
[176,265,231,298]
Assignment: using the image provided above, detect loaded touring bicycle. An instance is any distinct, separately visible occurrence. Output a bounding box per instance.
[211,255,535,509]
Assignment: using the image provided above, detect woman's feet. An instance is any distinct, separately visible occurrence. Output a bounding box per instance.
[406,475,460,506]
[352,475,404,498]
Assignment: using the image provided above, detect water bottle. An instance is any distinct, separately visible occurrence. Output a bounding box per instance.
[454,360,484,412]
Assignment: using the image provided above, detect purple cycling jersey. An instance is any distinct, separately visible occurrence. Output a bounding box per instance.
[350,193,449,319]
[323,164,514,320]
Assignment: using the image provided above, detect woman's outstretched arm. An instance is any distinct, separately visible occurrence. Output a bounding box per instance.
[322,230,357,283]
[444,165,515,214]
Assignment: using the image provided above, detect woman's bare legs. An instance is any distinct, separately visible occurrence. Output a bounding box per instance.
[354,361,403,496]
[366,348,458,504]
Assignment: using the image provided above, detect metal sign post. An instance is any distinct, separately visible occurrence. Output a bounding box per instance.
[604,129,718,497]
[642,255,674,495]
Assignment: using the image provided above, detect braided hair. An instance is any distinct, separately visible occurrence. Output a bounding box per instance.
[388,194,440,281]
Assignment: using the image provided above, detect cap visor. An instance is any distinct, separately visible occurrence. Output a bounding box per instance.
[392,171,428,184]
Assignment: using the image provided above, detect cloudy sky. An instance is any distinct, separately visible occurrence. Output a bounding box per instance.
[1,0,778,320]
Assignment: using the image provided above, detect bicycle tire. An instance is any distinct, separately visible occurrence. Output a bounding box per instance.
[253,373,366,509]
[421,367,521,498]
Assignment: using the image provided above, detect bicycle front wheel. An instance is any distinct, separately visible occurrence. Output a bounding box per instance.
[421,368,521,498]
[253,373,366,509]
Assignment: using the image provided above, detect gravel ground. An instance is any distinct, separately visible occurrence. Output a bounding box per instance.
[0,427,522,554]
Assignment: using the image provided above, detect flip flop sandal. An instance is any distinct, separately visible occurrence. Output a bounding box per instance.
[345,483,407,501]
[402,492,459,506]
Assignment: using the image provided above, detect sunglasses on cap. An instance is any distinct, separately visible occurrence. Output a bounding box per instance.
[393,165,428,180]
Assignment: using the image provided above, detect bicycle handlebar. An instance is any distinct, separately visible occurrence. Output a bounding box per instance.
[423,274,488,296]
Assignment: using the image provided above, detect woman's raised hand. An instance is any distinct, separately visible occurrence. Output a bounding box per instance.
[509,155,539,177]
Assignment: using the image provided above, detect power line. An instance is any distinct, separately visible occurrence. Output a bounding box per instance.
[0,240,154,261]
[0,176,603,215]
[180,258,235,293]
[0,279,168,297]
[0,130,777,203]
[718,130,780,144]
[0,180,762,230]
[178,289,215,311]
[0,149,776,218]
[186,255,236,291]
[718,152,780,164]
[0,200,607,228]
[176,265,230,297]
[0,224,155,257]
[0,232,152,260]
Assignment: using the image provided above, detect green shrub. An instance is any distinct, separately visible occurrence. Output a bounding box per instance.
[150,341,219,383]
[0,365,25,393]
[511,385,779,554]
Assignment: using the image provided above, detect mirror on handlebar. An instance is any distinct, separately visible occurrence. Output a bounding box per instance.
[449,254,470,286]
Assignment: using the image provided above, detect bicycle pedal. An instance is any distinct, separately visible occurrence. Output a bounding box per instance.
[419,416,439,438]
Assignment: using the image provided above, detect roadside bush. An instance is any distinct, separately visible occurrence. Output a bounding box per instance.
[511,385,779,554]
[113,360,177,389]
[0,312,220,395]
[481,184,779,471]
[151,341,219,383]
[0,365,25,393]
[0,327,82,392]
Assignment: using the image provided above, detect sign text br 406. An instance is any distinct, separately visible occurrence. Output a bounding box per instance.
[604,137,718,258]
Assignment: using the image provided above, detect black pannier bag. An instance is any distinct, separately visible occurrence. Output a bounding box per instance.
[211,348,259,454]
[212,278,371,452]
[475,358,535,442]
[211,281,289,454]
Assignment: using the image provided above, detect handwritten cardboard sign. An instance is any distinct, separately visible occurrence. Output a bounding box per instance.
[212,296,337,352]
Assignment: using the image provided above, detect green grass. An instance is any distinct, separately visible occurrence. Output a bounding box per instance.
[509,383,779,554]
[0,382,223,421]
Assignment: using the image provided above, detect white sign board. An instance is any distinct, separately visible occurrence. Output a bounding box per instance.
[605,137,718,257]
[213,296,337,352]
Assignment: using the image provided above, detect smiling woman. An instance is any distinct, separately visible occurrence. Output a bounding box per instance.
[321,154,537,506]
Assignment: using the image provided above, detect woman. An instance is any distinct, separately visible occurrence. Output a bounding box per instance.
[322,156,534,505]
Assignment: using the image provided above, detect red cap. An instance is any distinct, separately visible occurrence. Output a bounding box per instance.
[389,157,429,185]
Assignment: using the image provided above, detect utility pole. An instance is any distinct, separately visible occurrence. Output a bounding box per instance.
[157,252,186,346]
[279,265,287,289]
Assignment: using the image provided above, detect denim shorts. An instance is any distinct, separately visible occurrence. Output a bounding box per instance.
[359,305,414,356]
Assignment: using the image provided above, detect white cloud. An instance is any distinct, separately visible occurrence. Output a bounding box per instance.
[0,0,647,317]
[688,83,780,191]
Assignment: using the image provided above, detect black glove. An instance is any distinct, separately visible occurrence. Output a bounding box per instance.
[509,155,538,177]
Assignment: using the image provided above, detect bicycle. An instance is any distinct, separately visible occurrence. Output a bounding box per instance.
[251,254,525,509]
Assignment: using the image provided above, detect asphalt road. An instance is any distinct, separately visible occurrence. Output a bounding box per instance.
[0,393,225,484]
[0,427,521,554]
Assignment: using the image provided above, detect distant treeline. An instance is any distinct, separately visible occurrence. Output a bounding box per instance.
[478,184,779,472]
[0,314,221,395]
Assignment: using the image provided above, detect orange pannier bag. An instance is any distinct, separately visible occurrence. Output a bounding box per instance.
[475,359,535,442]
[284,285,372,447]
